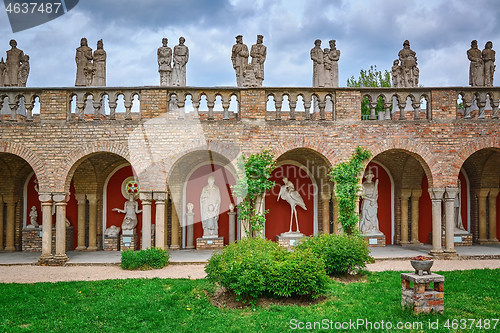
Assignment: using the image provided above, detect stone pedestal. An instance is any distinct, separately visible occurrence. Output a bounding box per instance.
[104,236,120,251]
[364,234,386,247]
[196,237,224,250]
[401,273,444,314]
[429,232,472,246]
[22,228,43,252]
[120,232,139,251]
[276,232,305,249]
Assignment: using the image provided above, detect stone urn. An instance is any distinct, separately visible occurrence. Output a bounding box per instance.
[410,259,434,276]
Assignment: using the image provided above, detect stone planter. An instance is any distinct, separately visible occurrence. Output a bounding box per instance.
[410,260,434,276]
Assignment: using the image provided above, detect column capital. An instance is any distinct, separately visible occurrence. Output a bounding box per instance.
[2,195,19,204]
[75,193,86,205]
[53,193,69,203]
[153,191,167,202]
[411,189,422,199]
[38,193,52,203]
[139,191,153,203]
[428,188,445,200]
[488,187,500,198]
[86,193,98,205]
[475,188,491,198]
[321,192,331,201]
[401,189,412,199]
[444,187,460,200]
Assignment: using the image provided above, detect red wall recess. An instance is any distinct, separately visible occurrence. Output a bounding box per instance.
[265,164,314,240]
[184,164,236,246]
[497,180,500,241]
[419,176,433,244]
[360,163,392,244]
[458,171,468,231]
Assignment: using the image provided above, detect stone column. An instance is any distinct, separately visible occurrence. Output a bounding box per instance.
[39,194,53,261]
[0,195,3,250]
[154,192,167,249]
[87,194,98,251]
[488,188,499,243]
[185,204,195,249]
[53,193,69,262]
[75,194,87,251]
[428,188,445,255]
[170,200,180,250]
[332,192,340,234]
[476,188,490,243]
[410,190,422,244]
[140,192,153,250]
[321,192,331,234]
[444,188,459,254]
[4,195,18,251]
[228,206,237,243]
[400,190,412,245]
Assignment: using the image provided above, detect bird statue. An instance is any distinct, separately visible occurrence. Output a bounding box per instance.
[277,177,307,233]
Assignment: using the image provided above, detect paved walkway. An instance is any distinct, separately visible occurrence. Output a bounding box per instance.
[1,244,500,266]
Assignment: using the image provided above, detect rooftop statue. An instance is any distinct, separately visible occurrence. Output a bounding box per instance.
[468,40,484,87]
[75,38,94,86]
[250,35,266,87]
[4,39,28,87]
[482,41,495,87]
[172,37,189,86]
[310,39,325,87]
[92,39,106,86]
[158,38,173,86]
[327,40,340,87]
[398,40,419,87]
[231,35,249,87]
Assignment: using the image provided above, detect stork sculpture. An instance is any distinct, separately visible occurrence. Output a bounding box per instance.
[277,177,307,233]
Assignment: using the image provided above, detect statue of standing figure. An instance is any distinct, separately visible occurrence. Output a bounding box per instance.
[250,35,266,87]
[27,206,38,228]
[482,41,495,87]
[327,40,340,87]
[398,40,419,87]
[360,170,382,235]
[3,39,28,87]
[92,39,106,86]
[310,39,325,87]
[158,38,173,86]
[0,58,6,87]
[468,40,484,87]
[200,176,221,238]
[232,35,249,87]
[172,37,189,86]
[75,38,94,86]
[112,193,142,234]
[391,59,402,88]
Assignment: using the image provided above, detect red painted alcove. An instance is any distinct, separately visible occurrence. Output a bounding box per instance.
[497,180,500,241]
[360,163,392,244]
[265,164,314,240]
[184,164,236,246]
[107,165,155,248]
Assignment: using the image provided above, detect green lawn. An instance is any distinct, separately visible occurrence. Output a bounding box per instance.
[1,269,499,332]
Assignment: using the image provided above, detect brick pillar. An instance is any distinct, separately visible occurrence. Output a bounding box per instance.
[39,194,53,261]
[0,195,3,250]
[87,194,98,251]
[170,200,180,250]
[321,192,331,234]
[154,192,167,249]
[429,188,445,255]
[476,189,490,244]
[239,89,266,119]
[444,188,459,254]
[488,188,499,242]
[410,190,422,244]
[4,195,18,251]
[140,192,153,249]
[75,194,87,251]
[400,190,412,245]
[53,193,69,262]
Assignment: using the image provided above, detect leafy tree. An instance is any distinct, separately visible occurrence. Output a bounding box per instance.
[232,149,275,237]
[329,146,372,235]
[347,65,391,118]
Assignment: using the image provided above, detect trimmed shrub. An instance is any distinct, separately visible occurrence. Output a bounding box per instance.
[121,247,170,270]
[205,237,329,301]
[297,233,371,276]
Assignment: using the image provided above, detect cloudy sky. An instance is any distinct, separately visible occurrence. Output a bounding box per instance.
[0,0,499,88]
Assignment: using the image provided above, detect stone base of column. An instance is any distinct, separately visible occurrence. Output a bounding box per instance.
[104,236,120,251]
[37,253,54,265]
[409,240,422,245]
[53,254,69,265]
[4,246,15,252]
[186,244,195,249]
[75,246,87,251]
[430,232,472,246]
[428,249,444,257]
[120,233,139,251]
[478,238,490,244]
[196,237,224,250]
[364,234,386,247]
[169,244,180,250]
[22,228,43,252]
[276,232,305,249]
[487,238,499,243]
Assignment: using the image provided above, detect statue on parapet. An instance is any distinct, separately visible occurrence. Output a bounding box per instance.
[2,39,29,87]
[250,35,266,86]
[391,59,402,88]
[398,40,419,87]
[92,39,106,86]
[172,37,189,86]
[75,38,94,86]
[468,40,484,87]
[158,38,173,86]
[232,35,249,87]
[482,41,495,87]
[310,39,325,87]
[327,40,340,87]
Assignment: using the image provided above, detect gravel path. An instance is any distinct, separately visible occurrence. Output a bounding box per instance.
[1,260,499,284]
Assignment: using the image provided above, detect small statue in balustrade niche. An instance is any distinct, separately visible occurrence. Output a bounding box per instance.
[250,35,266,86]
[75,38,94,86]
[232,35,249,87]
[468,40,484,87]
[3,39,28,87]
[172,37,189,86]
[158,38,173,86]
[92,39,106,86]
[482,41,495,87]
[398,40,419,87]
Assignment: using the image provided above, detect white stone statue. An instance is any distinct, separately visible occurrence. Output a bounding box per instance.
[112,193,142,234]
[360,170,382,235]
[104,225,121,237]
[158,38,172,86]
[187,202,194,214]
[92,39,106,86]
[172,37,189,86]
[250,35,266,86]
[327,40,340,87]
[454,180,467,234]
[75,38,93,86]
[27,206,38,228]
[229,203,235,213]
[398,40,419,87]
[310,39,325,87]
[231,35,249,87]
[4,39,25,87]
[277,177,307,234]
[200,176,221,238]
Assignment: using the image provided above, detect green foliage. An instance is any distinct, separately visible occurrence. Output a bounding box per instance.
[120,247,170,270]
[232,149,275,237]
[347,65,392,118]
[297,234,371,276]
[329,146,372,234]
[205,237,329,301]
